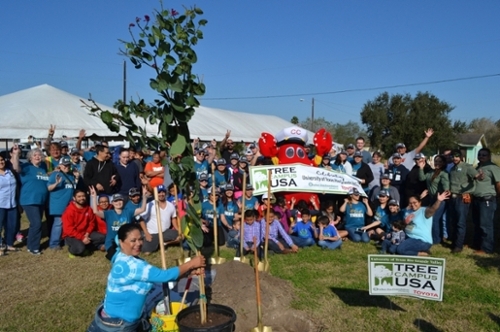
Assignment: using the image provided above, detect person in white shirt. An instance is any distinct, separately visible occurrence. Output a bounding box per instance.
[139,185,179,254]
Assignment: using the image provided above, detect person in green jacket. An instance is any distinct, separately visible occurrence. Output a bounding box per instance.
[472,148,500,254]
[417,155,450,244]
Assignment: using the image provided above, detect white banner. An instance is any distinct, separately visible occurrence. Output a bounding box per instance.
[248,164,365,196]
[368,255,446,301]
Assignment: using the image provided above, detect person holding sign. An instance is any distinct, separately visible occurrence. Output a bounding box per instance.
[396,191,450,256]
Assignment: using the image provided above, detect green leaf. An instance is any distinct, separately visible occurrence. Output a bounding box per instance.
[148,35,156,47]
[170,133,187,156]
[109,122,120,132]
[138,39,146,47]
[169,78,184,93]
[101,111,113,124]
[194,7,204,14]
[157,78,168,91]
[198,19,207,26]
[186,95,197,107]
[149,79,159,90]
[165,55,176,65]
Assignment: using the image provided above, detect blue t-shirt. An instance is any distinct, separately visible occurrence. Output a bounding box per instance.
[405,207,433,244]
[104,252,180,322]
[322,225,338,239]
[71,162,83,174]
[389,211,404,224]
[125,200,142,222]
[344,201,367,229]
[331,163,346,173]
[20,163,49,206]
[374,205,390,232]
[194,160,209,180]
[202,200,220,226]
[200,188,209,203]
[238,196,258,212]
[219,200,238,226]
[214,171,229,188]
[47,172,75,216]
[292,221,315,239]
[83,151,96,162]
[104,209,136,250]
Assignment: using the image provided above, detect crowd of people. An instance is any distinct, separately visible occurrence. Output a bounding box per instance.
[0,125,499,261]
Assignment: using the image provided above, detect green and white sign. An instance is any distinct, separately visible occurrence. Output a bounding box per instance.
[249,164,365,196]
[368,255,446,301]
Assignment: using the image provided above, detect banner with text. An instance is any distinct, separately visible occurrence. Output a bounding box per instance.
[249,164,365,196]
[368,255,446,301]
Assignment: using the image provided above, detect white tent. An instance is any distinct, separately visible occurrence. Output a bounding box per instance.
[0,84,313,143]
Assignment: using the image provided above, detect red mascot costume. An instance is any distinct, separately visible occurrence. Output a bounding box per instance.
[258,126,333,208]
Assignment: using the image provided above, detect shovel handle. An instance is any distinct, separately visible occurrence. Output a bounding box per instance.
[180,277,192,308]
[253,237,261,306]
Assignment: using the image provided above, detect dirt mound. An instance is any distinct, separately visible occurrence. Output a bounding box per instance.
[210,261,316,332]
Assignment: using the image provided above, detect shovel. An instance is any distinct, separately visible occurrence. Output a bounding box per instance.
[154,187,171,315]
[234,172,249,264]
[210,164,226,265]
[251,237,272,332]
[258,169,273,272]
[172,184,191,266]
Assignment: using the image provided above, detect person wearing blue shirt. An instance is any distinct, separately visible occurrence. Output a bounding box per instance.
[47,156,79,250]
[201,188,225,247]
[90,186,148,252]
[317,215,342,250]
[0,149,19,253]
[219,184,239,248]
[194,149,210,182]
[198,173,210,202]
[213,158,230,188]
[237,184,259,213]
[87,224,206,332]
[339,188,373,243]
[396,192,449,256]
[13,148,49,255]
[363,190,391,240]
[125,187,145,223]
[289,209,316,247]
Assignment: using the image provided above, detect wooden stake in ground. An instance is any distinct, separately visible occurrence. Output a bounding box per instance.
[262,169,272,272]
[251,237,272,332]
[196,251,207,324]
[154,187,171,315]
[210,164,225,264]
[173,184,190,265]
[234,172,249,263]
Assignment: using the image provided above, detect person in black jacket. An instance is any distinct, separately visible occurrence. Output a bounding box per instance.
[350,151,374,194]
[84,145,119,195]
[404,153,432,206]
[386,153,410,199]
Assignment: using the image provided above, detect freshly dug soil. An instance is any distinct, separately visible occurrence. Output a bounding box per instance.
[210,261,316,332]
[178,311,232,329]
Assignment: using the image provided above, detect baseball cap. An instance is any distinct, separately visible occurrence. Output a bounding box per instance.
[60,141,69,148]
[70,147,80,155]
[392,153,402,159]
[239,156,249,163]
[322,154,331,160]
[224,184,234,191]
[378,189,390,197]
[249,144,256,149]
[413,153,425,160]
[346,144,355,149]
[246,184,254,190]
[216,158,226,165]
[262,192,276,203]
[58,156,71,166]
[381,173,391,180]
[157,184,167,193]
[199,173,208,181]
[339,150,347,155]
[128,187,140,196]
[111,193,124,202]
[353,151,363,157]
[230,153,239,160]
[388,199,399,206]
[348,188,360,195]
[395,143,406,149]
[202,143,209,149]
[195,148,205,155]
[208,186,220,195]
[245,148,253,155]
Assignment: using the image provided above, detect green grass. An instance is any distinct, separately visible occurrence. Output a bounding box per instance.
[1,217,500,332]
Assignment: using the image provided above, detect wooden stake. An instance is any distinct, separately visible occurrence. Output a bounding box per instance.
[239,172,247,257]
[197,251,207,324]
[264,169,272,264]
[211,164,219,258]
[154,187,170,315]
[173,184,185,261]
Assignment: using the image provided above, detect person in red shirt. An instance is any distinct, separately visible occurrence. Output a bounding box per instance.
[94,195,112,235]
[144,151,164,188]
[62,190,105,256]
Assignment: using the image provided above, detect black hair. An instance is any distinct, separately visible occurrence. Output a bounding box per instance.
[317,215,329,226]
[478,147,491,156]
[392,220,406,231]
[117,224,142,242]
[296,200,308,211]
[73,189,86,197]
[119,147,129,155]
[372,151,382,158]
[300,209,311,216]
[129,146,137,152]
[408,195,422,203]
[274,210,282,219]
[96,145,108,153]
[244,209,255,219]
[356,137,365,142]
[276,196,286,206]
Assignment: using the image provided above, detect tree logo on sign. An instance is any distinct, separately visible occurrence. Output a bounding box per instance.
[252,170,268,191]
[373,264,393,286]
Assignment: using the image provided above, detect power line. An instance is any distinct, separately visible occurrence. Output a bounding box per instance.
[203,73,500,100]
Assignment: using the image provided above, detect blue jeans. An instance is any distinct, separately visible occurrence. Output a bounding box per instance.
[318,239,342,250]
[347,228,370,243]
[396,238,432,256]
[448,196,471,250]
[0,207,18,247]
[381,239,398,254]
[23,205,44,252]
[226,230,240,249]
[472,198,497,253]
[290,235,315,247]
[430,197,446,244]
[87,304,150,332]
[49,215,63,249]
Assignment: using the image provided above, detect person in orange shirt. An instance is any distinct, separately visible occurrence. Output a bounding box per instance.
[144,152,164,188]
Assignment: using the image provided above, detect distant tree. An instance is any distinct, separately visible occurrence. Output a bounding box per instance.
[332,121,368,146]
[468,117,500,152]
[300,117,335,136]
[452,120,470,134]
[290,116,299,125]
[361,92,456,156]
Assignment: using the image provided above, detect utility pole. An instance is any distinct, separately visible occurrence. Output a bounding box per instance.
[311,97,315,132]
[123,60,127,104]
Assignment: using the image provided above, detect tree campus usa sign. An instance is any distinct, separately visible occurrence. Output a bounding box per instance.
[368,255,446,301]
[249,164,365,196]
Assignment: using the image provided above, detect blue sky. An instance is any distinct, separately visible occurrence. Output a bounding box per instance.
[1,1,499,127]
